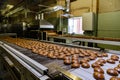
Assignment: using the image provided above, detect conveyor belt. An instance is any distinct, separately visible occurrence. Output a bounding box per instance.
[1,39,120,80]
[2,41,72,76]
[0,41,49,80]
[48,35,120,46]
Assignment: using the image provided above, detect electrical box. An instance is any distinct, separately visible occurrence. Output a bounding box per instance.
[82,12,94,31]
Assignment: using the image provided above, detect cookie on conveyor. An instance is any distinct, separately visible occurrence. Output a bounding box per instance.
[110,76,120,80]
[107,69,118,76]
[92,63,101,68]
[111,55,119,61]
[117,64,120,67]
[94,67,104,74]
[102,53,108,57]
[80,59,88,64]
[64,59,71,65]
[97,59,106,64]
[71,63,80,68]
[114,67,120,73]
[93,72,105,80]
[81,62,90,68]
[107,59,115,64]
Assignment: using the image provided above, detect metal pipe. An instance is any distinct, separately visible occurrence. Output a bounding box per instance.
[4,0,24,15]
[66,0,70,12]
[41,13,44,20]
[38,4,50,8]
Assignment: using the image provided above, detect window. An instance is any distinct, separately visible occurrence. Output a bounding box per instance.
[68,17,84,34]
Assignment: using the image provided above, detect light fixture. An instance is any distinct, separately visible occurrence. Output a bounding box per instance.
[61,13,73,18]
[6,4,14,9]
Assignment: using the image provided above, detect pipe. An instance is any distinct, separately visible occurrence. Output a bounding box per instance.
[66,0,70,13]
[38,4,50,8]
[4,0,24,15]
[41,13,44,20]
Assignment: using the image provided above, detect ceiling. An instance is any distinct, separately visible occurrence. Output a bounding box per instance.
[0,0,57,16]
[0,0,76,19]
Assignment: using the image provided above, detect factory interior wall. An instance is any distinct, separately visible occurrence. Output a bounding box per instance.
[98,11,120,38]
[70,0,94,16]
[97,11,120,50]
[97,0,120,50]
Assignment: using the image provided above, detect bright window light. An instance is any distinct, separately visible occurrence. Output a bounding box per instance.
[68,17,84,34]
